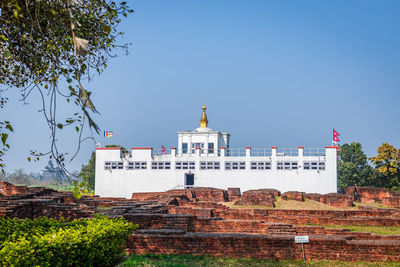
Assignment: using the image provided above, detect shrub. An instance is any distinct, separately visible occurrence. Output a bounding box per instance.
[0,216,137,266]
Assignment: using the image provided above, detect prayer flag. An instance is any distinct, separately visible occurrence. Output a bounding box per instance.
[104,131,113,138]
[162,146,166,155]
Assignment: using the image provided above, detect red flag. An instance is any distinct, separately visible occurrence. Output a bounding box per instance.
[333,129,340,142]
[162,146,166,155]
[333,129,340,137]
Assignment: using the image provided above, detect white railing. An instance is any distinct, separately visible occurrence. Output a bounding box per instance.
[226,148,246,157]
[276,148,298,156]
[175,148,220,156]
[304,148,326,157]
[152,148,172,156]
[250,148,272,157]
[148,147,326,157]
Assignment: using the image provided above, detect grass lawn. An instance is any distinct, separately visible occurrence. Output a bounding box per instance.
[274,198,340,210]
[354,202,394,209]
[319,224,400,235]
[221,197,344,210]
[118,254,399,267]
[221,198,396,211]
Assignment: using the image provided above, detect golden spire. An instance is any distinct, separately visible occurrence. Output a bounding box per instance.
[200,104,208,128]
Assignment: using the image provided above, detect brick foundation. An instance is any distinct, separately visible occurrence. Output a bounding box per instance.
[282,191,305,202]
[126,233,400,262]
[319,193,353,207]
[1,182,400,262]
[234,189,277,207]
[227,188,241,202]
[383,196,400,208]
[346,186,400,203]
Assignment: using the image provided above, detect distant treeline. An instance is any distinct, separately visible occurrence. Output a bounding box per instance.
[0,160,73,189]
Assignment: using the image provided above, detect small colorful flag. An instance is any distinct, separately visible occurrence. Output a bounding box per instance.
[162,145,166,155]
[104,131,113,138]
[333,129,340,142]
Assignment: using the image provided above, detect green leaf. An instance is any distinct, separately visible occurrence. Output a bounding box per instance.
[1,133,8,145]
[104,25,111,35]
[5,124,13,132]
[50,9,56,15]
[75,126,79,132]
[57,124,63,129]
[13,11,18,19]
[27,157,31,162]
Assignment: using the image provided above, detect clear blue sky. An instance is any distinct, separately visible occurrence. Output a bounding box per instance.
[3,0,400,173]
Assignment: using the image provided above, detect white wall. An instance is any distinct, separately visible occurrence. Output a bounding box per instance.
[95,146,337,198]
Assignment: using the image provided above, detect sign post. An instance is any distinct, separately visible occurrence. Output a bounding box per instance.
[295,236,309,262]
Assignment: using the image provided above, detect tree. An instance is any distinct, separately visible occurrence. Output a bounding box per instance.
[370,143,400,191]
[0,0,133,175]
[80,144,125,191]
[105,144,127,152]
[337,142,373,192]
[80,151,95,190]
[43,159,64,181]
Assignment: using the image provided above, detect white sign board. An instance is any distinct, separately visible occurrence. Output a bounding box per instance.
[295,236,309,243]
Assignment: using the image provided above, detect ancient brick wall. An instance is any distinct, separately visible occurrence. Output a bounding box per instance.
[176,207,400,226]
[319,193,353,207]
[234,189,277,207]
[281,191,305,202]
[131,187,228,203]
[2,182,400,263]
[305,193,321,202]
[346,187,392,203]
[382,196,400,208]
[190,187,229,202]
[126,233,400,262]
[0,182,29,196]
[131,192,165,201]
[227,188,241,202]
[127,234,297,260]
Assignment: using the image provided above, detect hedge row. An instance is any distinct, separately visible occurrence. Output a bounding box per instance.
[0,216,137,266]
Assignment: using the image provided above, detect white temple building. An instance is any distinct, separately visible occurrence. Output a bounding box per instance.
[95,105,337,198]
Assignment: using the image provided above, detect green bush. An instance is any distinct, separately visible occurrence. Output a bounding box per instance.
[0,216,137,266]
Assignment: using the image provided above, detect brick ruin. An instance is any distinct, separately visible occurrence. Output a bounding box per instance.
[0,182,167,220]
[1,182,400,262]
[346,186,400,208]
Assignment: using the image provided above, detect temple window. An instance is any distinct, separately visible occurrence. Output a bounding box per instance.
[304,161,325,170]
[126,162,147,170]
[176,161,195,170]
[104,161,123,170]
[250,162,271,170]
[200,161,220,170]
[151,162,171,170]
[277,162,298,170]
[182,143,188,154]
[208,143,214,154]
[225,161,245,170]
